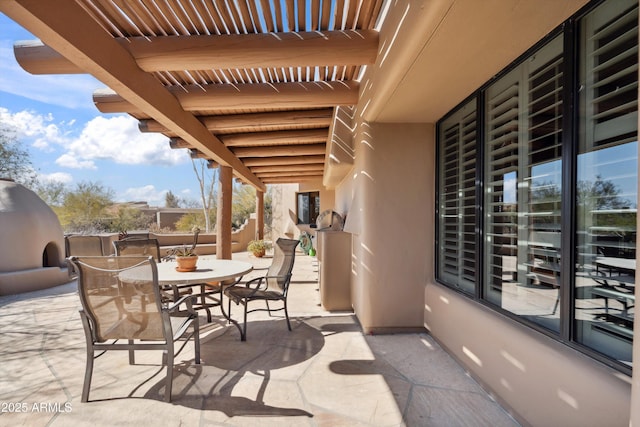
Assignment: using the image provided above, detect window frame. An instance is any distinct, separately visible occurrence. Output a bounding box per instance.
[434,0,636,375]
[296,191,320,225]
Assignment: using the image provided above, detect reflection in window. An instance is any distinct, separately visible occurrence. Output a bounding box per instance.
[484,34,563,333]
[435,0,637,371]
[297,191,320,224]
[574,0,638,366]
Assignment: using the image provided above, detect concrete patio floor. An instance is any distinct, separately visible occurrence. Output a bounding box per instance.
[0,251,519,426]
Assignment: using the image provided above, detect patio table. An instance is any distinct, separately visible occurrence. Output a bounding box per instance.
[121,257,253,334]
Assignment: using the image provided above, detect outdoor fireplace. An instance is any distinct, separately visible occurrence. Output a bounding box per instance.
[0,178,70,295]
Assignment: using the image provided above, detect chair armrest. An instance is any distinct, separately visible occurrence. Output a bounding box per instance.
[166,294,197,316]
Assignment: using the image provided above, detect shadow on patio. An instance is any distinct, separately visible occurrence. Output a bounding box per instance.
[0,252,518,426]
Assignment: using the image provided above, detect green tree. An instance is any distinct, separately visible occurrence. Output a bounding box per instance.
[174,211,212,232]
[35,180,68,207]
[59,181,115,233]
[110,206,153,232]
[232,184,256,228]
[192,159,218,232]
[165,190,181,208]
[0,124,37,186]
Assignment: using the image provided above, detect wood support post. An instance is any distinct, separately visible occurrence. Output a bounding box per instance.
[256,191,264,241]
[217,165,233,260]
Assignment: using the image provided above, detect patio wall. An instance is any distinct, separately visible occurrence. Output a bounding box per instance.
[269,181,335,243]
[335,121,431,333]
[327,0,640,424]
[332,114,634,425]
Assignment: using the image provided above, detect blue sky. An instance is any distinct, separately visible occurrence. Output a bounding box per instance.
[0,13,211,206]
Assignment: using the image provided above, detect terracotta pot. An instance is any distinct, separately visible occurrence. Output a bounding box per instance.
[252,249,266,258]
[176,255,198,272]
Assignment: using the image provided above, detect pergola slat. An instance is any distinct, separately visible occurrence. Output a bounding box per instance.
[4,0,385,189]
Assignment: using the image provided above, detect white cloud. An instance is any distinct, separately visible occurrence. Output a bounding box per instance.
[65,115,187,168]
[0,42,101,110]
[0,107,69,150]
[55,153,96,169]
[121,185,166,205]
[38,171,73,184]
[1,107,188,169]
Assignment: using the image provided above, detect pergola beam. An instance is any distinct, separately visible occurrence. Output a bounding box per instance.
[250,164,325,173]
[255,171,325,178]
[232,144,326,158]
[242,155,325,166]
[139,109,334,134]
[220,129,328,147]
[261,176,323,184]
[2,0,264,191]
[94,81,359,113]
[15,30,379,74]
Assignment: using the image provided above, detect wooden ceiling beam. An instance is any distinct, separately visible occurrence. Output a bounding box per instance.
[251,164,325,173]
[2,0,264,191]
[15,30,379,74]
[242,155,325,166]
[220,129,328,147]
[261,176,323,184]
[232,144,326,158]
[139,109,334,134]
[94,81,359,113]
[255,171,325,178]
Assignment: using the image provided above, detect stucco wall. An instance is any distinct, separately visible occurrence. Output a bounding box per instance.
[335,121,431,333]
[269,180,335,244]
[425,283,631,427]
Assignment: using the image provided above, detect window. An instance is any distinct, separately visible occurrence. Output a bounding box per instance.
[438,100,477,295]
[436,0,637,371]
[484,34,564,333]
[296,191,320,224]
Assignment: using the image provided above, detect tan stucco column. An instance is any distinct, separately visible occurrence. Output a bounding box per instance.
[256,190,264,240]
[216,165,232,260]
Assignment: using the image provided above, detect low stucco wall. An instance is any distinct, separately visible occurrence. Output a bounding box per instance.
[425,282,631,426]
[65,216,256,257]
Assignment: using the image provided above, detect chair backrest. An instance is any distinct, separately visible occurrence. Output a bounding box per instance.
[113,238,162,262]
[266,238,300,292]
[68,256,167,342]
[66,235,104,256]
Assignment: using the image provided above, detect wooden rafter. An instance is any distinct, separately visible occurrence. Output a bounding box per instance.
[231,144,326,158]
[2,0,386,187]
[139,109,333,134]
[15,30,378,73]
[2,0,264,190]
[94,81,360,113]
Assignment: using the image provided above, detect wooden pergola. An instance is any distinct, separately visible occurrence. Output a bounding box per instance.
[2,0,385,256]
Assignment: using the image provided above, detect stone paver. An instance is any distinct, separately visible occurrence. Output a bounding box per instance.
[0,252,519,426]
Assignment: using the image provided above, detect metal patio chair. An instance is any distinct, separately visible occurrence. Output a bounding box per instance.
[68,255,200,402]
[224,238,300,340]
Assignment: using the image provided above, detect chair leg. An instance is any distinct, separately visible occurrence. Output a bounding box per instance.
[80,312,94,403]
[128,339,135,364]
[265,300,271,315]
[242,301,248,341]
[284,299,292,331]
[82,348,94,403]
[193,317,201,364]
[165,344,174,402]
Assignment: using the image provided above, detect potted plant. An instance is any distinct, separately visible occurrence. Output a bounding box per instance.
[247,239,271,257]
[175,245,198,271]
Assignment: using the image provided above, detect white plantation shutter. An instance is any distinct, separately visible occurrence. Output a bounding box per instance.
[582,0,638,150]
[438,100,477,293]
[484,35,564,325]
